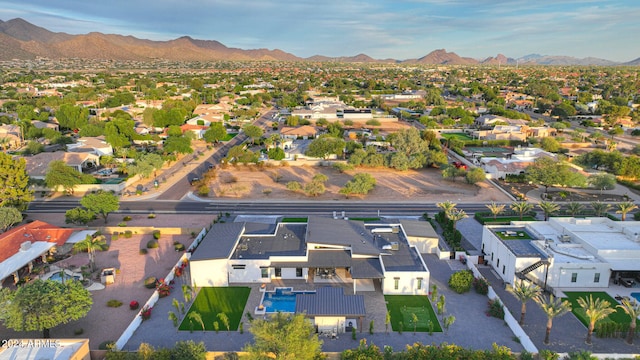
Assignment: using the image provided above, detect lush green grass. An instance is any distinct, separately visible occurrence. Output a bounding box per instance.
[495,230,532,240]
[441,133,472,141]
[563,292,638,329]
[179,287,250,331]
[281,217,308,223]
[480,216,537,224]
[348,217,381,222]
[222,133,238,141]
[385,295,442,333]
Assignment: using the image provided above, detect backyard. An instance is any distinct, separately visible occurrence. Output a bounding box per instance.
[179,287,251,331]
[385,295,442,333]
[563,291,640,331]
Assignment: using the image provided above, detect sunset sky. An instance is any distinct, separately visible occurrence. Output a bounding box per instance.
[1,0,638,62]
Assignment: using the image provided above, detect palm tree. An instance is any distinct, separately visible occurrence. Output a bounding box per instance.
[617,299,640,345]
[577,295,615,344]
[508,281,541,325]
[534,294,572,345]
[188,311,205,332]
[590,201,611,217]
[510,201,533,221]
[537,201,560,221]
[616,201,638,221]
[447,208,468,230]
[436,200,457,219]
[486,201,505,220]
[72,234,108,272]
[566,202,584,216]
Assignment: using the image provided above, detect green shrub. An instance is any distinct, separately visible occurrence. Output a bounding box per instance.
[124,230,133,238]
[147,240,159,249]
[144,277,157,289]
[473,277,489,295]
[148,213,156,219]
[118,222,127,227]
[123,215,132,221]
[352,326,356,340]
[174,243,185,251]
[448,270,474,294]
[74,328,84,335]
[153,230,161,240]
[106,299,123,308]
[487,299,505,319]
[112,232,119,241]
[98,341,115,350]
[139,248,148,255]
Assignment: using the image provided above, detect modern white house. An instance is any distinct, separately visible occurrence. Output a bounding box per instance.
[189,216,432,295]
[481,217,640,292]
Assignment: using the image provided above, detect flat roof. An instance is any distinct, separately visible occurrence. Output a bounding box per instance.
[232,224,307,260]
[0,339,88,360]
[398,219,438,238]
[190,222,244,261]
[295,287,366,317]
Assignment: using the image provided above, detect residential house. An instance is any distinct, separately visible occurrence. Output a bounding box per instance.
[280,125,318,140]
[23,152,100,179]
[478,147,556,179]
[189,216,432,296]
[0,124,23,149]
[67,136,113,156]
[31,120,60,132]
[180,124,208,139]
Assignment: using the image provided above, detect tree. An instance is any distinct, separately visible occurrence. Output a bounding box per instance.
[45,160,96,195]
[0,279,92,338]
[267,147,285,160]
[588,173,616,194]
[55,104,89,130]
[540,137,562,153]
[510,201,533,220]
[447,208,468,231]
[485,201,505,220]
[73,234,108,272]
[305,136,345,159]
[341,339,384,360]
[577,295,615,344]
[590,201,611,217]
[244,312,323,360]
[436,200,457,218]
[188,311,205,332]
[243,124,263,145]
[534,294,571,345]
[304,181,325,197]
[566,202,584,216]
[80,191,120,223]
[508,281,541,325]
[0,152,34,209]
[465,167,486,184]
[616,201,638,221]
[163,135,193,155]
[339,173,377,197]
[526,157,587,193]
[0,206,22,232]
[617,299,640,345]
[65,207,96,226]
[171,341,206,360]
[203,122,227,143]
[537,201,560,221]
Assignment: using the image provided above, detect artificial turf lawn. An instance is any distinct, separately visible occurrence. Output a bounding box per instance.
[179,287,250,331]
[385,295,442,332]
[441,133,472,141]
[563,291,639,329]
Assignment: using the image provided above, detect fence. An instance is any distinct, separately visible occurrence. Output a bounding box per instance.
[114,227,207,350]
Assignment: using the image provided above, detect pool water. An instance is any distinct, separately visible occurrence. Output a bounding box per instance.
[48,272,81,283]
[631,292,640,303]
[261,288,315,313]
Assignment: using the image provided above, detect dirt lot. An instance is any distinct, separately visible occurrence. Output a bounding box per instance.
[206,164,511,203]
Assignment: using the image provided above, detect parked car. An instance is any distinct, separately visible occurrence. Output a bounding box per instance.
[619,277,635,288]
[189,177,200,185]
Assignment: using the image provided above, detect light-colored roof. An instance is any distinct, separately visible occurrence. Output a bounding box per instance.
[0,339,89,360]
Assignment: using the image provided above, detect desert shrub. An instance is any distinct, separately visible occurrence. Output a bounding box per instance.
[147,240,159,249]
[107,299,123,308]
[139,248,148,255]
[448,270,474,294]
[98,341,115,350]
[473,277,489,295]
[198,185,210,196]
[118,222,127,227]
[144,277,157,289]
[153,230,161,239]
[124,230,132,238]
[148,213,156,219]
[74,328,84,335]
[286,181,302,191]
[174,243,185,251]
[487,299,505,319]
[123,215,132,221]
[112,232,119,241]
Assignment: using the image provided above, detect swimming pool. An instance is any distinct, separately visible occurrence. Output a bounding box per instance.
[260,287,315,313]
[631,292,640,303]
[46,271,82,283]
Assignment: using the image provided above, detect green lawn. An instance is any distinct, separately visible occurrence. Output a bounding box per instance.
[495,230,532,240]
[281,217,308,223]
[563,292,638,329]
[385,295,442,333]
[480,216,537,224]
[441,133,472,141]
[222,133,238,141]
[179,287,250,331]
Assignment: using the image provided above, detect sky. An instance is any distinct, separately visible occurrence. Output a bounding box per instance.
[0,0,638,62]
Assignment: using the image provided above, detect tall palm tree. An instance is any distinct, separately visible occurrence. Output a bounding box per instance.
[72,234,108,272]
[616,201,638,221]
[508,281,541,325]
[577,295,616,345]
[448,208,468,230]
[537,201,560,221]
[486,201,505,220]
[436,200,457,219]
[566,202,584,216]
[534,294,572,345]
[510,201,533,221]
[590,201,611,217]
[617,299,640,345]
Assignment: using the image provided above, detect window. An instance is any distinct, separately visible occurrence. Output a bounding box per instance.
[497,259,500,268]
[491,252,494,261]
[394,277,400,290]
[502,265,505,274]
[417,278,423,290]
[594,273,600,283]
[296,268,303,277]
[261,267,269,278]
[231,264,246,270]
[275,267,281,277]
[571,273,577,283]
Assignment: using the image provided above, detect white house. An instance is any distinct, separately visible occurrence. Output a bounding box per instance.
[481,217,640,292]
[479,147,556,179]
[189,216,432,295]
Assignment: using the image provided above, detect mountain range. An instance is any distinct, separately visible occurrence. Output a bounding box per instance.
[1,18,638,66]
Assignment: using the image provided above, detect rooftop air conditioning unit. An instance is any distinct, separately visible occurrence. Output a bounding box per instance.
[558,235,571,243]
[20,241,31,251]
[392,227,399,234]
[390,242,399,251]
